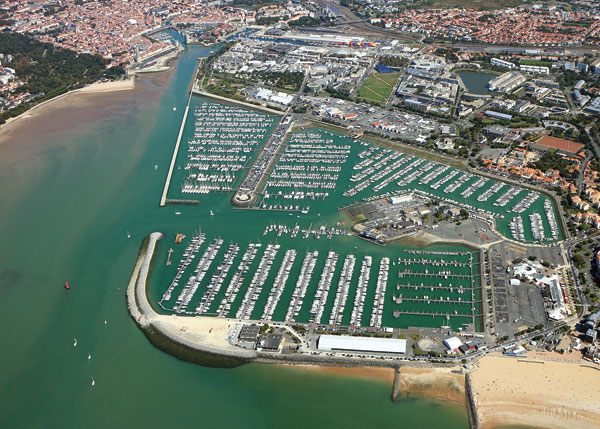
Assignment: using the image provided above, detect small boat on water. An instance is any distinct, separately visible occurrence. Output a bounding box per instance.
[104,320,107,325]
[65,281,70,290]
[88,354,91,360]
[127,231,131,239]
[209,210,214,216]
[172,107,176,112]
[154,164,158,170]
[175,211,181,215]
[73,338,77,347]
[91,378,95,387]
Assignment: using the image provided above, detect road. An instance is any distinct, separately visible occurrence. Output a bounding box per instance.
[314,0,420,42]
[585,125,600,161]
[313,0,600,55]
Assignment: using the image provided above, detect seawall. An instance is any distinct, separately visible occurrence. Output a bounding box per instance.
[465,373,480,429]
[160,91,192,207]
[126,232,255,367]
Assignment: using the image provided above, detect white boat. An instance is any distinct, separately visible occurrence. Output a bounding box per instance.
[175,211,181,215]
[172,107,177,112]
[209,210,214,216]
[104,320,107,325]
[127,231,131,239]
[88,354,91,360]
[73,338,77,347]
[91,378,95,387]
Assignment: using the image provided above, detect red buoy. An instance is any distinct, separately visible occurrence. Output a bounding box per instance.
[65,281,70,290]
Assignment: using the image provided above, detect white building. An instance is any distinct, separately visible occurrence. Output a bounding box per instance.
[491,58,516,69]
[520,64,549,74]
[512,261,543,280]
[444,337,463,351]
[317,335,407,353]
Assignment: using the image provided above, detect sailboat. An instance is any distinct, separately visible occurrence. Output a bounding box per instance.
[209,210,214,216]
[91,378,95,387]
[73,338,77,347]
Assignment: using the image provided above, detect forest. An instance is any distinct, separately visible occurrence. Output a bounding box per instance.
[0,32,125,123]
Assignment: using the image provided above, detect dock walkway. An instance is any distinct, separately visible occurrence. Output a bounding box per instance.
[160,92,192,207]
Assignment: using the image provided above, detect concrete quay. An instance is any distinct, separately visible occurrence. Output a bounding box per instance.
[160,92,192,207]
[126,232,257,366]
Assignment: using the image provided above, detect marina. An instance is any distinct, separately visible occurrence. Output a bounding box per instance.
[165,99,564,244]
[166,98,278,199]
[154,96,566,332]
[0,34,471,429]
[157,235,483,330]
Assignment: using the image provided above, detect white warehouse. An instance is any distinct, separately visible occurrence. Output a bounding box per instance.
[317,335,407,354]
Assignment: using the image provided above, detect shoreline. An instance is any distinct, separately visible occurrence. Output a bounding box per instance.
[125,232,600,428]
[0,77,134,137]
[470,354,600,429]
[276,363,467,406]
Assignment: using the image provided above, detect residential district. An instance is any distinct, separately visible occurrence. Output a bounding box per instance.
[5,0,600,379]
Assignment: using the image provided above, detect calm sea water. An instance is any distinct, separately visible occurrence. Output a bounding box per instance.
[457,70,497,95]
[0,40,468,428]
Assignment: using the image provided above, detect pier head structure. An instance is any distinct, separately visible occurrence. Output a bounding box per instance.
[232,115,294,207]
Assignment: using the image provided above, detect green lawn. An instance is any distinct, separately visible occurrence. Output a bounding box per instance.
[358,72,401,104]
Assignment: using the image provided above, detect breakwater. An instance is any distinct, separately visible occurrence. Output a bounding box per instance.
[160,92,192,207]
[465,373,480,429]
[126,232,256,367]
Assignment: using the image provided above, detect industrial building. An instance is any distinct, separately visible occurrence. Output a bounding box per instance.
[256,333,283,352]
[238,325,260,342]
[585,97,600,115]
[484,110,513,121]
[443,337,463,351]
[317,335,407,354]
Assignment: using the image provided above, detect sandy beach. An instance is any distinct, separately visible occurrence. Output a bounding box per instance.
[283,364,395,384]
[0,73,172,150]
[76,78,134,93]
[0,78,135,144]
[154,314,242,352]
[471,354,600,428]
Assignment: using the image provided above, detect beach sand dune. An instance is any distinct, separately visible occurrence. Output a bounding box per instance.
[471,355,600,428]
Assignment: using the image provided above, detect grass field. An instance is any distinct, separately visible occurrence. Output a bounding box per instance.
[358,72,401,104]
[520,59,552,68]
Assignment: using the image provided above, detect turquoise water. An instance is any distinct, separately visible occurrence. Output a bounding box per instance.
[0,38,468,427]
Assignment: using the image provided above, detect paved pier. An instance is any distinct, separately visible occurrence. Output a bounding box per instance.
[160,92,192,207]
[232,115,294,207]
